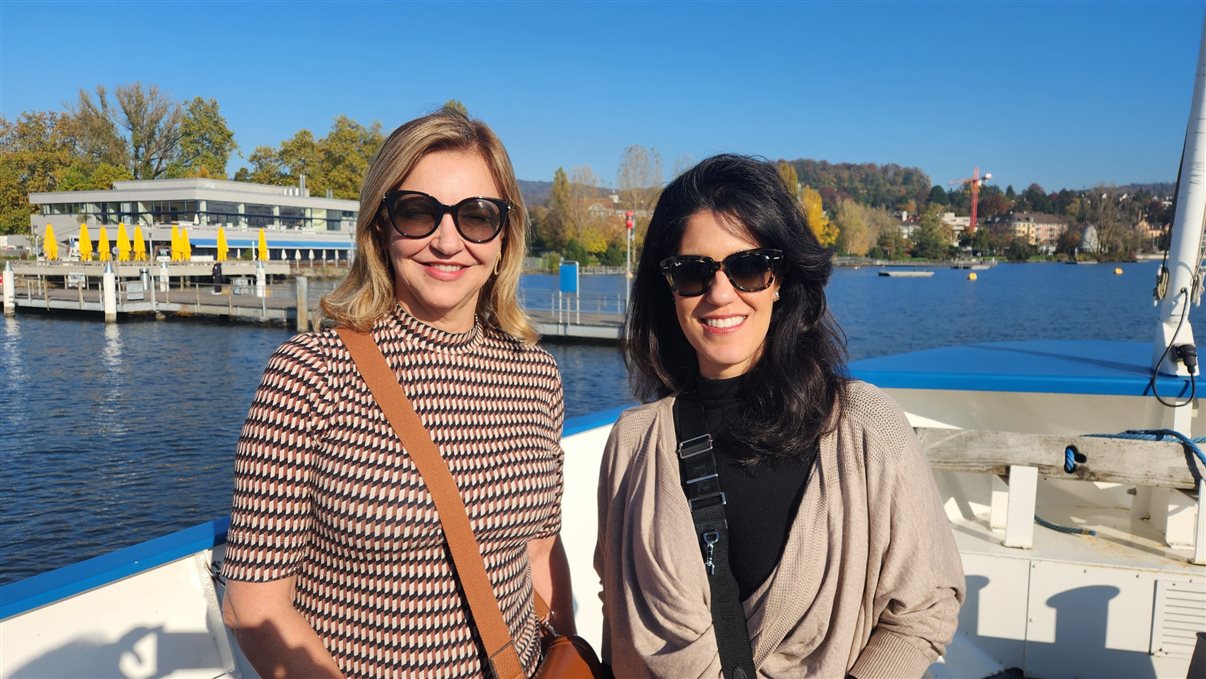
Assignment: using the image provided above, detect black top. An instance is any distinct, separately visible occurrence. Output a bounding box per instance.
[696,375,814,601]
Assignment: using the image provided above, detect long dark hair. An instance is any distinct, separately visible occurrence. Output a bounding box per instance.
[625,154,847,463]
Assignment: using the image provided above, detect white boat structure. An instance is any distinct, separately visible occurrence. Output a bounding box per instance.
[951,260,995,270]
[878,269,935,278]
[5,22,1206,679]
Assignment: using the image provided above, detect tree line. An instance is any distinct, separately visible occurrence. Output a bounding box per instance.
[0,82,385,234]
[1,84,1175,264]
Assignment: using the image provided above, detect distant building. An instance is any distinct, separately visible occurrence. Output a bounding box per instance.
[941,212,971,240]
[0,234,31,255]
[1082,225,1100,253]
[31,178,358,232]
[992,212,1069,252]
[1136,218,1166,248]
[28,178,358,260]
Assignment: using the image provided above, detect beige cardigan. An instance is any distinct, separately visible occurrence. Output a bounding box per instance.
[594,382,964,679]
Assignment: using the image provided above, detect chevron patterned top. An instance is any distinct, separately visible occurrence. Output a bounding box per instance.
[223,303,565,678]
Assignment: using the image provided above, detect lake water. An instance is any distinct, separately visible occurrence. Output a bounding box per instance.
[0,262,1186,584]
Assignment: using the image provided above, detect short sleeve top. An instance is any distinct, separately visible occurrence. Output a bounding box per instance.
[222,303,565,678]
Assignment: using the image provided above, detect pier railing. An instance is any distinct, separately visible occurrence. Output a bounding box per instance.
[2,262,628,340]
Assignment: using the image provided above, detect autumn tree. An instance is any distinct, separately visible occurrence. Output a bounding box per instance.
[834,199,871,256]
[236,145,286,185]
[616,145,663,239]
[234,116,383,199]
[977,185,1011,221]
[541,167,573,251]
[69,83,185,180]
[165,97,237,178]
[1055,226,1082,256]
[320,117,384,199]
[962,226,990,256]
[777,160,799,197]
[1079,188,1141,259]
[64,86,127,169]
[56,161,131,192]
[0,112,74,233]
[911,204,954,260]
[801,185,838,247]
[570,166,609,257]
[1006,237,1037,262]
[927,185,949,206]
[869,227,909,260]
[442,99,469,116]
[1017,183,1053,213]
[278,130,322,186]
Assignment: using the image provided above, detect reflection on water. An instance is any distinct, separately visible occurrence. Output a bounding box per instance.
[3,316,27,432]
[101,323,122,371]
[0,262,1196,584]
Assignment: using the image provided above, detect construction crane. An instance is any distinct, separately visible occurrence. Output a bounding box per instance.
[948,167,992,234]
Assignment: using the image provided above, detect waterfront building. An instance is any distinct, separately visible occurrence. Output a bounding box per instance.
[941,212,971,240]
[28,178,358,261]
[991,212,1069,251]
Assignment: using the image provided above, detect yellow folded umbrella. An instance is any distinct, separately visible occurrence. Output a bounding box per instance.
[116,223,131,262]
[170,225,181,262]
[257,228,269,262]
[78,224,93,262]
[132,225,147,261]
[43,224,58,261]
[98,226,111,261]
[181,227,192,260]
[216,227,229,262]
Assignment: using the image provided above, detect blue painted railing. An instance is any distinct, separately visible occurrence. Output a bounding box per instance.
[0,517,230,620]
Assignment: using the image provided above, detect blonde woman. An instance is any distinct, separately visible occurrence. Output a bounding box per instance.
[222,110,574,678]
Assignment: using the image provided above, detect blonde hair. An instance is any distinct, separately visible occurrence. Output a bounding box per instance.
[320,110,536,344]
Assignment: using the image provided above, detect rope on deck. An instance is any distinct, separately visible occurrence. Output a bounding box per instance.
[1037,428,1206,538]
[1087,429,1206,470]
[1035,515,1096,536]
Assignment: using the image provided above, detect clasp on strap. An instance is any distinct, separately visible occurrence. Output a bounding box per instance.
[678,433,713,459]
[701,530,720,575]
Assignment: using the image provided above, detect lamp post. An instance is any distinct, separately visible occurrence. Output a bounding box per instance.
[625,210,634,311]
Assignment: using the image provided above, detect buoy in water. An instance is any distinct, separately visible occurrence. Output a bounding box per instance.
[1114,267,1123,275]
[968,272,978,281]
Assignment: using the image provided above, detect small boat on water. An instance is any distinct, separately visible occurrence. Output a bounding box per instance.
[878,269,935,278]
[952,260,995,270]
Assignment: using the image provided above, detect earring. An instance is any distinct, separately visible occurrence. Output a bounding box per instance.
[494,257,502,276]
[773,291,780,302]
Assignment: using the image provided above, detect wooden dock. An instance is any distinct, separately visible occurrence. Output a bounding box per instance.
[2,261,624,340]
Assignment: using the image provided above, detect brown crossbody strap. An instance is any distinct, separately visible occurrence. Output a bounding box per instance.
[336,326,527,679]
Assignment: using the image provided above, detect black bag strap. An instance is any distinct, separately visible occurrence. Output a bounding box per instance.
[673,394,757,679]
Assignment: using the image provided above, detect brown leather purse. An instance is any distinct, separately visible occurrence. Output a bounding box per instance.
[532,589,611,679]
[337,327,609,679]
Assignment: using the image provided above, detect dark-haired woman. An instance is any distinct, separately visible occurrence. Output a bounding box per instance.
[595,154,963,679]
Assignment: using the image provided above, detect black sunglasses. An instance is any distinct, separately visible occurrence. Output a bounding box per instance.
[380,189,510,243]
[659,248,783,297]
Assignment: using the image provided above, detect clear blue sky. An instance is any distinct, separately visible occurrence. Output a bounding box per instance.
[2,1,1203,193]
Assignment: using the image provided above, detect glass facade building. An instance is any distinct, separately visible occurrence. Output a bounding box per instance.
[30,178,359,233]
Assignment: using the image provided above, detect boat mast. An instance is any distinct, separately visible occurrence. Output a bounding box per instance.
[1154,15,1206,376]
